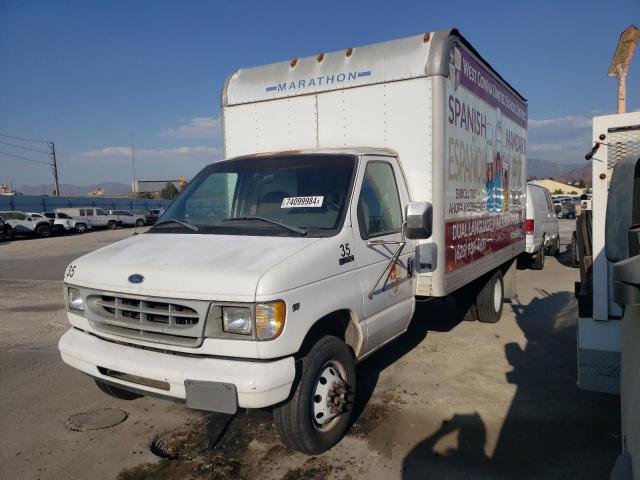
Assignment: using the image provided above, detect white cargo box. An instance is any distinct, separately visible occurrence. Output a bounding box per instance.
[222,28,527,296]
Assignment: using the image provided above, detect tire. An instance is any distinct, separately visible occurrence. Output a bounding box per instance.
[531,241,545,270]
[273,336,356,454]
[107,220,117,230]
[547,236,559,257]
[475,270,504,323]
[95,380,143,400]
[135,219,145,227]
[76,223,87,233]
[36,224,51,238]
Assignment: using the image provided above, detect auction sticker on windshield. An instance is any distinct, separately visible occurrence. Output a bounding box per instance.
[281,196,324,208]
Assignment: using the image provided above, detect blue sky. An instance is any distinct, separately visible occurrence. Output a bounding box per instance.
[0,0,638,189]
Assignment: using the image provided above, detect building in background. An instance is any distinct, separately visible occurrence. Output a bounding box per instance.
[529,179,586,195]
[134,180,185,200]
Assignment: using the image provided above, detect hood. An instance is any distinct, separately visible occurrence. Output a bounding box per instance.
[66,233,320,301]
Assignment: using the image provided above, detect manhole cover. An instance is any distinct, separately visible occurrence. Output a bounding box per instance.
[66,407,128,431]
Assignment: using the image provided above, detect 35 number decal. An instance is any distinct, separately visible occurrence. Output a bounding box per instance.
[339,243,351,257]
[65,265,77,278]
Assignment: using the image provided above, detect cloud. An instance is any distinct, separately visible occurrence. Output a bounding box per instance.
[528,138,586,153]
[528,115,592,129]
[76,145,221,160]
[161,117,222,139]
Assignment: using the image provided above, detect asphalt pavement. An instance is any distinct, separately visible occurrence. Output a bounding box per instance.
[0,220,620,480]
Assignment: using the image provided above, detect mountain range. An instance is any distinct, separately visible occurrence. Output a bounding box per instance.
[15,182,131,196]
[12,158,593,195]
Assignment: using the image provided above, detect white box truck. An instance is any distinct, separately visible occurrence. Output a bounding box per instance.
[58,28,527,453]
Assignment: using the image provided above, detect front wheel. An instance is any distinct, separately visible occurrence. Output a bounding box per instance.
[107,220,117,230]
[135,218,145,227]
[75,223,87,233]
[273,336,356,454]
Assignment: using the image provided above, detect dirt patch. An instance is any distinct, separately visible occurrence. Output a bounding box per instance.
[66,407,128,431]
[281,456,348,480]
[349,390,408,438]
[118,410,284,480]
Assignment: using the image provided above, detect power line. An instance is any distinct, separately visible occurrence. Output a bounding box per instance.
[0,150,51,165]
[0,133,50,144]
[0,140,50,154]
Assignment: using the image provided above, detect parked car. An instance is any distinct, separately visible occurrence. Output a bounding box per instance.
[43,211,92,233]
[145,208,162,224]
[55,208,119,230]
[108,210,146,227]
[0,215,16,241]
[523,184,560,269]
[557,201,576,219]
[0,210,54,237]
[27,212,68,235]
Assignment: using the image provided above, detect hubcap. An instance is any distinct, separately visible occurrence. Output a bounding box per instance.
[493,278,502,313]
[311,360,349,432]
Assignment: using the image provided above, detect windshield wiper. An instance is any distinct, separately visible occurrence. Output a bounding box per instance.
[153,218,200,232]
[223,215,307,235]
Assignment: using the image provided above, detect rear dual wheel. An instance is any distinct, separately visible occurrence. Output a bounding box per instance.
[476,270,504,324]
[274,336,355,454]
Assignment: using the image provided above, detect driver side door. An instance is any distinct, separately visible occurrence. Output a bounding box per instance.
[351,157,415,355]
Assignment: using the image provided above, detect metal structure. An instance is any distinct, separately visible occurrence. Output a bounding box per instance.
[578,112,640,393]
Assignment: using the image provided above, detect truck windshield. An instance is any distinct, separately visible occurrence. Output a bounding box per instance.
[151,154,357,237]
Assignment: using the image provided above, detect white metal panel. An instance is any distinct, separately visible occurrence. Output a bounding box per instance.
[591,112,640,320]
[316,77,432,202]
[224,96,318,158]
[225,34,433,106]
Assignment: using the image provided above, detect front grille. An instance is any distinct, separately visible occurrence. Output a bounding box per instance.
[82,290,209,347]
[96,295,200,327]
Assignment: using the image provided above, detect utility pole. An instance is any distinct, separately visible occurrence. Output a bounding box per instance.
[49,142,60,196]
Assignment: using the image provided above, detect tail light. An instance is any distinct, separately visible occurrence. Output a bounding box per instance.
[525,219,534,233]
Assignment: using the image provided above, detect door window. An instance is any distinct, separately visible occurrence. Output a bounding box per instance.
[14,212,27,221]
[96,209,107,216]
[357,162,402,239]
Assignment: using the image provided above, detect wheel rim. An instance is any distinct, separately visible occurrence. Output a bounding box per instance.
[311,360,349,432]
[493,277,502,313]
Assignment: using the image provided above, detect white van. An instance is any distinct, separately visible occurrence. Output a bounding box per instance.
[524,183,559,269]
[56,207,119,230]
[58,29,527,453]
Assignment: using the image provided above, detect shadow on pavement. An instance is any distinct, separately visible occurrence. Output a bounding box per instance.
[402,290,620,480]
[352,297,467,426]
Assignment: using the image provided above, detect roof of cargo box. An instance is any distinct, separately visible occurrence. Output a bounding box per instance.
[222,28,526,107]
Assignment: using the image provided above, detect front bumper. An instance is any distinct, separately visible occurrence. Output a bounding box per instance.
[58,328,296,411]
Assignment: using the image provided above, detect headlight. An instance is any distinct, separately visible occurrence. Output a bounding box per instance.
[68,287,84,311]
[255,301,286,340]
[222,306,252,335]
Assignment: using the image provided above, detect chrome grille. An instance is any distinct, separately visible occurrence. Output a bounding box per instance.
[82,289,209,347]
[96,295,200,327]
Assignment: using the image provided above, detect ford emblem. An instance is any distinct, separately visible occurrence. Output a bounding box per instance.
[128,274,144,284]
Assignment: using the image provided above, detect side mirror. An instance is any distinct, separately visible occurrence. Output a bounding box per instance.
[405,201,432,239]
[26,217,33,222]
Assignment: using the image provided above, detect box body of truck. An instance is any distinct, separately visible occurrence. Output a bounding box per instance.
[222,28,527,297]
